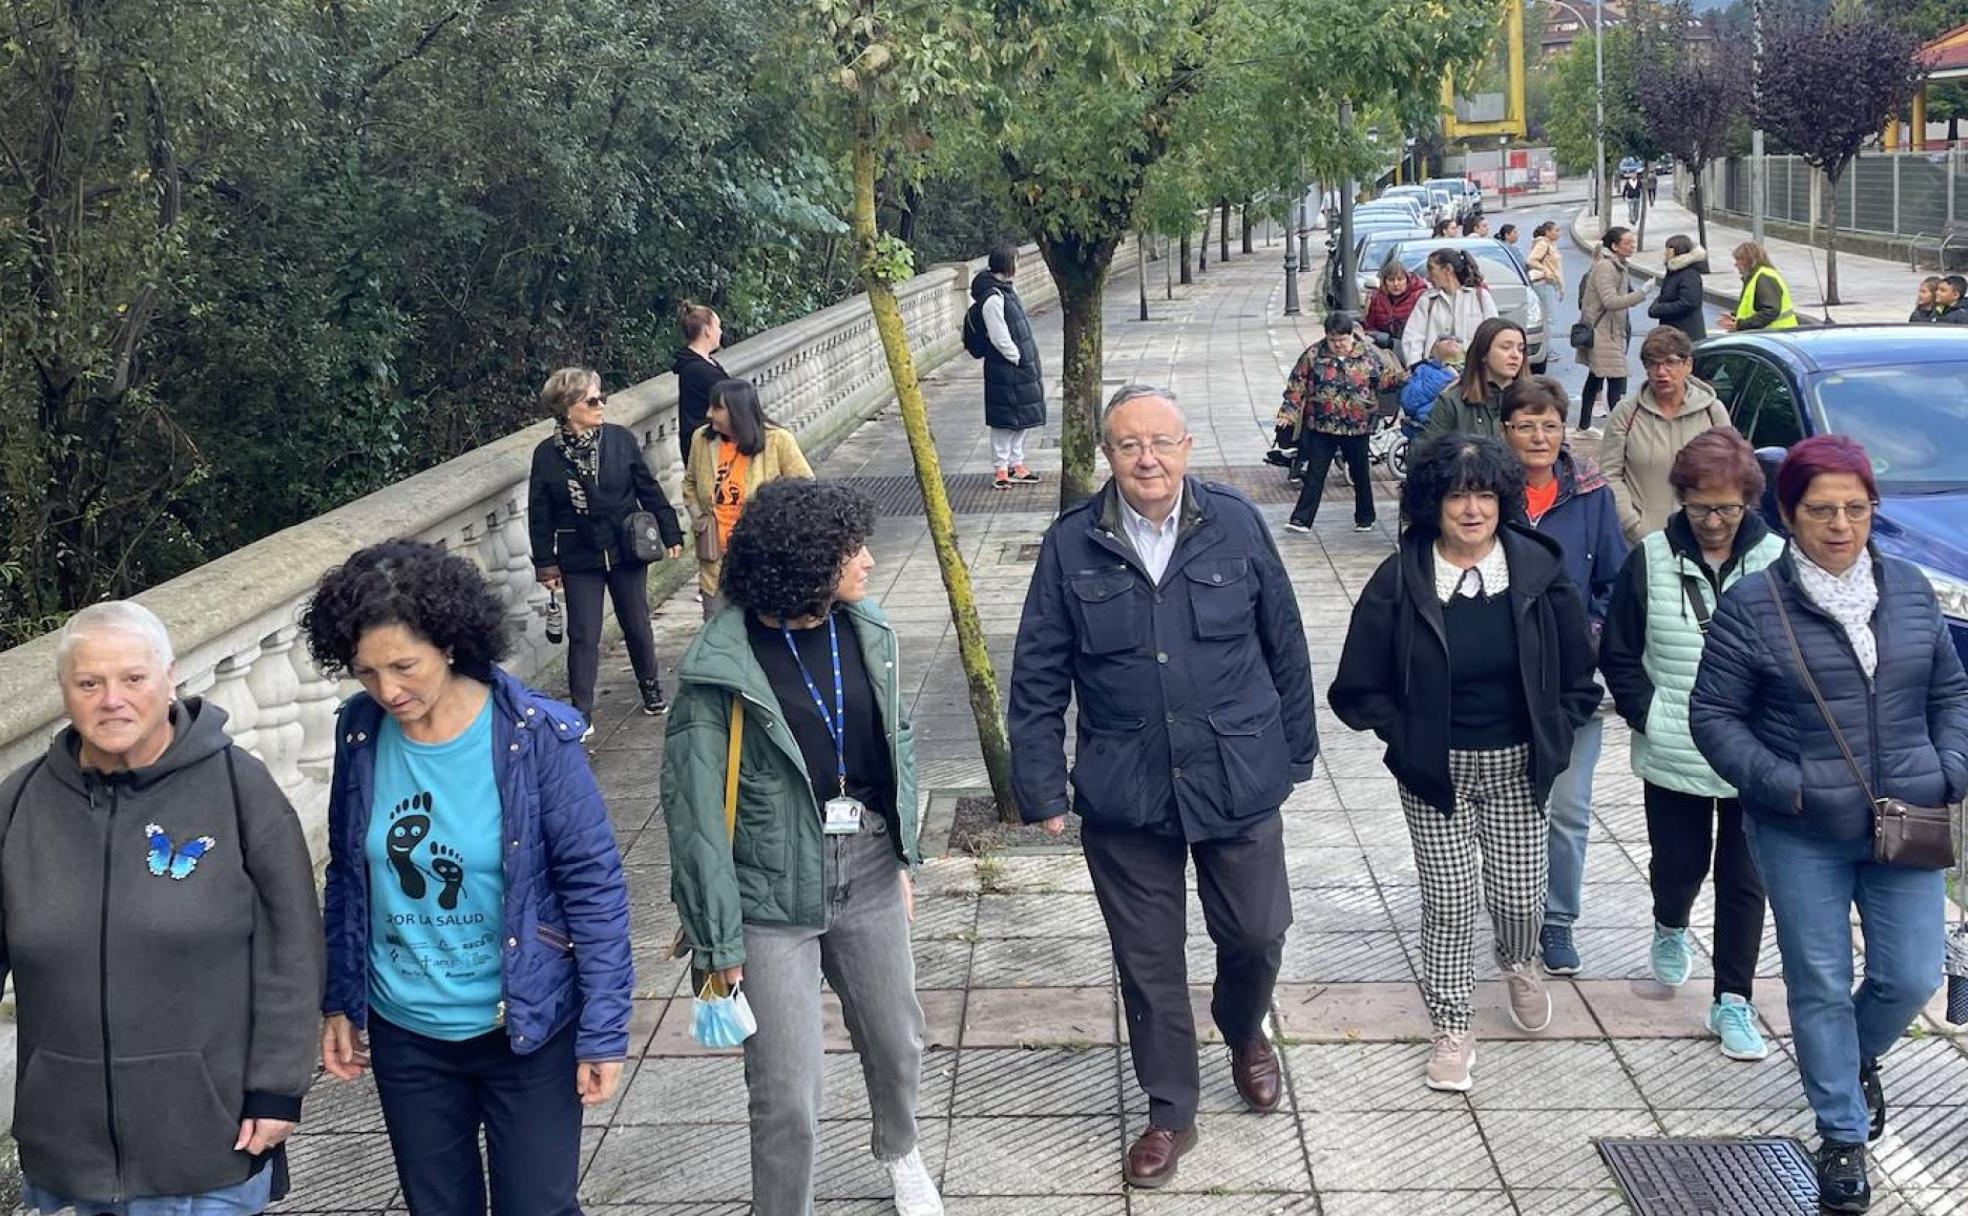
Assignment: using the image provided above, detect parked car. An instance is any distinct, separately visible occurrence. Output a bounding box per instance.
[1426,187,1457,226]
[1351,227,1435,283]
[1692,325,1968,666]
[1333,236,1548,372]
[1427,177,1481,219]
[1357,197,1430,227]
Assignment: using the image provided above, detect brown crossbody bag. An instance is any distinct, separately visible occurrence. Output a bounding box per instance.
[1770,586,1957,870]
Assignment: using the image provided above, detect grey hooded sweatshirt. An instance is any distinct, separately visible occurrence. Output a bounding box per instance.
[0,698,323,1203]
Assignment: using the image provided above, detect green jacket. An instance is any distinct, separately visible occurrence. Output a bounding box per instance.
[661,599,919,970]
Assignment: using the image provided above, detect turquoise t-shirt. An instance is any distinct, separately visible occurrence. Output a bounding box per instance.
[365,693,507,1040]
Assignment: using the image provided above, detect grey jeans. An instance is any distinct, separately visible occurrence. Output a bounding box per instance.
[742,818,923,1216]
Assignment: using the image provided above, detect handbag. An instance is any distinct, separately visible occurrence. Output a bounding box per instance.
[691,508,723,564]
[666,697,745,962]
[1568,320,1595,350]
[623,510,667,563]
[1770,585,1958,870]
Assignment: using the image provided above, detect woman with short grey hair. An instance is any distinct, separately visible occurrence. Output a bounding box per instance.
[1,601,324,1216]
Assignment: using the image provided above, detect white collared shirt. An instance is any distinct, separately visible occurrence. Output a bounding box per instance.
[1434,538,1510,603]
[1120,483,1184,584]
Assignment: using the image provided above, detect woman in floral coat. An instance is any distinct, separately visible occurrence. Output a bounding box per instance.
[1284,311,1405,534]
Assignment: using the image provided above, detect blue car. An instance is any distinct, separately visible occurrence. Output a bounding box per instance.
[1692,325,1968,666]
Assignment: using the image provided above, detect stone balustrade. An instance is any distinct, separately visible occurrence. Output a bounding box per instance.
[0,243,1100,865]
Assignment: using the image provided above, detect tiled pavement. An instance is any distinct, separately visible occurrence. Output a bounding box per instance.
[271,240,1968,1213]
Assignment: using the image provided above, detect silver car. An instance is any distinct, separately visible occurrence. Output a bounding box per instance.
[1377,237,1550,372]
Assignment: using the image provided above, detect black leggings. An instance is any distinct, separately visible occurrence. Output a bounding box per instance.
[564,563,660,716]
[1644,782,1766,1001]
[1579,374,1626,430]
[1290,431,1374,528]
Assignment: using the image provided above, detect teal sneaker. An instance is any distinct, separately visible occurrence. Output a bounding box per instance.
[1650,924,1691,987]
[1707,993,1769,1061]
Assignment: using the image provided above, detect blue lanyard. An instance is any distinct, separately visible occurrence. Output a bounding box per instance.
[781,616,847,795]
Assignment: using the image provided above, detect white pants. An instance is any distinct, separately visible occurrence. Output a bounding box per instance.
[990,427,1028,471]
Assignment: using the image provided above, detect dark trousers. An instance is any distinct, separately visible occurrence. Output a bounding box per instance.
[1644,782,1766,1001]
[564,562,659,716]
[368,1014,584,1216]
[1579,375,1626,430]
[1082,811,1292,1130]
[1289,430,1374,528]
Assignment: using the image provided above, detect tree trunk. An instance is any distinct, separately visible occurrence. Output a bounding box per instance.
[1166,235,1175,298]
[1692,169,1708,250]
[1197,217,1208,273]
[1241,199,1254,253]
[848,101,1017,820]
[1179,233,1193,284]
[1635,183,1650,252]
[1219,197,1230,262]
[1824,167,1841,306]
[1040,236,1118,512]
[1137,231,1149,321]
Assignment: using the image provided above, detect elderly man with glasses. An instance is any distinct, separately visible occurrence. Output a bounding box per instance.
[1007,384,1319,1190]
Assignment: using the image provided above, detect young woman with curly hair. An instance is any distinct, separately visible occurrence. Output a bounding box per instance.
[661,479,938,1216]
[301,538,632,1216]
[1328,435,1601,1094]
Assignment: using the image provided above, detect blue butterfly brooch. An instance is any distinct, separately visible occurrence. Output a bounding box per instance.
[145,823,217,880]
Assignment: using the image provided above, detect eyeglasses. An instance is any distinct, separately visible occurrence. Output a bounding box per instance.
[580,393,606,407]
[1795,500,1877,524]
[1683,503,1746,523]
[1642,356,1688,371]
[1505,421,1565,438]
[1107,436,1188,460]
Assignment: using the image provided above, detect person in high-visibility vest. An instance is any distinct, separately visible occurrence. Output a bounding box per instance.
[1717,242,1797,332]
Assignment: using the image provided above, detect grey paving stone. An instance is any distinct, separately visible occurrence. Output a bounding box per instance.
[580,1122,751,1204]
[1284,846,1377,888]
[275,1133,400,1211]
[1613,1036,1806,1108]
[1281,1041,1463,1112]
[1286,883,1394,932]
[1473,1108,1660,1190]
[939,1115,1122,1196]
[974,892,1106,939]
[1300,1109,1502,1191]
[1508,1189,1634,1216]
[949,1046,1123,1117]
[910,937,974,989]
[1122,1111,1312,1193]
[1464,1040,1648,1110]
[909,891,981,941]
[294,1070,387,1134]
[1877,1037,1968,1108]
[1275,931,1413,983]
[969,935,1115,987]
[812,1118,951,1200]
[1874,1105,1968,1192]
[942,1200,1125,1215]
[1318,1194,1513,1216]
[1277,808,1358,847]
[1131,1197,1320,1215]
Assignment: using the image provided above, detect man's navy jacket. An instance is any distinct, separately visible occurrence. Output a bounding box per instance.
[1008,476,1319,839]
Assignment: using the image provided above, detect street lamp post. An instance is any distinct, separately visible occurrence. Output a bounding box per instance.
[1339,98,1359,312]
[1549,0,1608,221]
[1750,0,1765,243]
[1284,186,1303,315]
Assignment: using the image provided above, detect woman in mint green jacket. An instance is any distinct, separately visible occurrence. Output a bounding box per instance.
[1599,427,1782,1062]
[661,478,934,1216]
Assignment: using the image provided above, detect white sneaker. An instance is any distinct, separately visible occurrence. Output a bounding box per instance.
[1425,1030,1475,1092]
[882,1146,944,1216]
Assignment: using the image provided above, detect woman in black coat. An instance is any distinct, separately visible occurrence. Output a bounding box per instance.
[672,300,726,466]
[528,366,684,728]
[1329,434,1601,1095]
[1647,235,1707,341]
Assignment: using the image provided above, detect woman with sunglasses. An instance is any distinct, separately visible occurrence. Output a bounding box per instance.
[1690,435,1968,1213]
[528,367,683,729]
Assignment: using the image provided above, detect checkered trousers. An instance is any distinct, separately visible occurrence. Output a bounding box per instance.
[1397,744,1547,1033]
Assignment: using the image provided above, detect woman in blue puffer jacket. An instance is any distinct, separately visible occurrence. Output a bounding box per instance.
[303,539,633,1216]
[1690,435,1968,1215]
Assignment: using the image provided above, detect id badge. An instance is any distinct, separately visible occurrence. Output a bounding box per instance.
[823,796,865,835]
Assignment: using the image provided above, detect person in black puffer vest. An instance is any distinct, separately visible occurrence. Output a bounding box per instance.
[972,242,1046,489]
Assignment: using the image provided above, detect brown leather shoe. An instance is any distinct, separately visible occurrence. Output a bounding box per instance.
[1123,1124,1198,1188]
[1231,1037,1283,1113]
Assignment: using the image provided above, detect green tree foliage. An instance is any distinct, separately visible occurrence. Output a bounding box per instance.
[0,0,842,643]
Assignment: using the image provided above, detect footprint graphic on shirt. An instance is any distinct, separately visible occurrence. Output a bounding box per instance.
[429,843,465,911]
[387,793,433,899]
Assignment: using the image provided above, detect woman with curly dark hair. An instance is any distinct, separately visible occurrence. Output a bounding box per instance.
[1329,435,1600,1094]
[661,479,937,1216]
[301,538,632,1216]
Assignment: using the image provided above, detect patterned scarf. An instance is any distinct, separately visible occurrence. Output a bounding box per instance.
[555,425,599,515]
[1793,549,1879,679]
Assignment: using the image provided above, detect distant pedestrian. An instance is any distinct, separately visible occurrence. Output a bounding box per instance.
[1573,226,1652,436]
[1909,275,1942,323]
[1329,434,1600,1093]
[673,300,726,467]
[1433,217,1456,239]
[1690,435,1968,1214]
[1600,327,1733,543]
[1363,259,1427,346]
[1647,235,1709,342]
[1600,427,1783,1063]
[1009,385,1318,1189]
[663,479,942,1216]
[307,540,633,1216]
[1402,249,1498,367]
[1497,223,1519,246]
[681,378,813,619]
[1935,274,1968,324]
[1526,221,1565,333]
[1460,214,1490,238]
[1497,377,1628,979]
[1716,242,1796,332]
[969,242,1046,489]
[1282,311,1404,534]
[1417,316,1526,446]
[528,367,684,724]
[1622,173,1643,224]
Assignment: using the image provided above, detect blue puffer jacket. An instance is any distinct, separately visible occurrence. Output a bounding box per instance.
[323,668,633,1061]
[1521,450,1628,630]
[1689,548,1968,841]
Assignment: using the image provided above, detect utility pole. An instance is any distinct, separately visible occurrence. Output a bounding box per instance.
[1595,0,1608,224]
[1750,0,1765,243]
[1284,183,1303,316]
[1137,231,1149,321]
[1339,100,1359,312]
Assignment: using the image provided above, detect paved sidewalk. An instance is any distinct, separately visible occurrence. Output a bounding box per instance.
[267,248,1968,1215]
[1574,190,1924,325]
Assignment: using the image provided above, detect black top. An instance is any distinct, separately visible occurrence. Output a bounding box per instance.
[673,348,726,463]
[748,609,896,828]
[1443,590,1532,749]
[526,422,683,576]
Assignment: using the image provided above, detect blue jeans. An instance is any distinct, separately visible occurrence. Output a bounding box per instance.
[1543,713,1604,928]
[1744,815,1945,1144]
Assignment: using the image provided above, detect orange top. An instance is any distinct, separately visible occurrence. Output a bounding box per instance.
[1524,477,1560,523]
[713,442,752,547]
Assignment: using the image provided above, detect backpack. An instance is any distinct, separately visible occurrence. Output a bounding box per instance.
[961,294,993,359]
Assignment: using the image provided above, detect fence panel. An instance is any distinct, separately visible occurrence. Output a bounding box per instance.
[1851,158,1894,233]
[1900,155,1949,237]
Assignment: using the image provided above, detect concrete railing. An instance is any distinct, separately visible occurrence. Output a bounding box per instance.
[0,243,1094,864]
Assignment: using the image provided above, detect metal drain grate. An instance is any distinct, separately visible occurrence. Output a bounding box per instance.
[837,465,1387,517]
[1598,1138,1820,1215]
